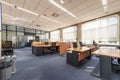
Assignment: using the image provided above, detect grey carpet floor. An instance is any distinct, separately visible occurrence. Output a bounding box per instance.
[10,47,102,80]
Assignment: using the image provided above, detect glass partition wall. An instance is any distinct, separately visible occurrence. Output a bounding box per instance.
[1,24,50,48]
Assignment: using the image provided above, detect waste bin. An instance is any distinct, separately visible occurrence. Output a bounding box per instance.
[0,57,12,80]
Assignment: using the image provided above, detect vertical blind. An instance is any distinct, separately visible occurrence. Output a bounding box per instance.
[82,15,119,43]
[50,30,60,42]
[63,26,77,42]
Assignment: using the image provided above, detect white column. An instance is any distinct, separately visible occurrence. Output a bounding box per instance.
[60,29,63,42]
[77,23,82,42]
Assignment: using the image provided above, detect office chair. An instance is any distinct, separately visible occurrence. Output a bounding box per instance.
[72,42,78,48]
[93,40,97,46]
[43,42,56,55]
[112,58,120,73]
[45,42,49,45]
[79,42,83,47]
[50,42,56,54]
[93,40,99,50]
[117,46,120,49]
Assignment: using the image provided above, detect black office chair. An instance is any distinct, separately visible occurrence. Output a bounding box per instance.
[50,42,56,54]
[117,46,120,49]
[79,42,83,47]
[72,42,77,48]
[43,42,56,55]
[45,42,49,45]
[112,58,120,73]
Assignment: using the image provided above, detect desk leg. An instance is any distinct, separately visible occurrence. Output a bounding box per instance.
[100,56,112,80]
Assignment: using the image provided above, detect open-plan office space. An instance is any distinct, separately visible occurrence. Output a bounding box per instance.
[0,0,120,80]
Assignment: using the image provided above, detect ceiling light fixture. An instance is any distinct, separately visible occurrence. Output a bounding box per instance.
[13,17,32,22]
[41,15,60,23]
[1,1,39,16]
[60,0,64,4]
[1,1,14,7]
[2,14,13,18]
[3,14,32,22]
[48,0,78,19]
[101,0,108,13]
[101,0,107,5]
[36,25,41,27]
[52,13,59,17]
[16,7,39,16]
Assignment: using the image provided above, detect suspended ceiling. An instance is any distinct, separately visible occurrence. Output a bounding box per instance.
[2,0,120,31]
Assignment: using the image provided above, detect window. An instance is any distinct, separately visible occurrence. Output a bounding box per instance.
[2,25,6,30]
[82,15,119,44]
[36,30,41,33]
[17,26,24,32]
[25,28,35,33]
[45,32,49,39]
[63,26,77,42]
[17,32,24,36]
[7,31,16,44]
[7,25,16,31]
[50,30,60,42]
[1,30,6,41]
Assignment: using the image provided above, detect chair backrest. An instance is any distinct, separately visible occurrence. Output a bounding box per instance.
[45,42,49,45]
[79,42,83,47]
[118,58,120,64]
[51,42,56,47]
[93,40,97,46]
[117,46,120,49]
[72,42,77,48]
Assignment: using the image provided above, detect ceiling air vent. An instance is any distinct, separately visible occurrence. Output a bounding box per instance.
[36,25,41,27]
[52,13,59,17]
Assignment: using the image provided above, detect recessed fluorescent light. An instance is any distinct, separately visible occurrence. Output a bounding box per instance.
[2,14,13,18]
[3,21,27,27]
[48,0,78,19]
[41,15,60,23]
[101,0,108,13]
[60,0,64,4]
[1,1,14,7]
[1,1,39,16]
[13,17,32,22]
[101,0,107,6]
[103,5,108,13]
[3,14,32,22]
[3,21,15,24]
[16,7,39,16]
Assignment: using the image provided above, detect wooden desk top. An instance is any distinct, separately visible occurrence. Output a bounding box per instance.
[33,44,60,47]
[67,47,90,52]
[33,45,51,47]
[93,49,120,58]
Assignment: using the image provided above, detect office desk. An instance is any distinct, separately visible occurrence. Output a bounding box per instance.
[32,42,70,55]
[72,47,91,52]
[67,47,91,67]
[32,44,60,56]
[92,48,120,80]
